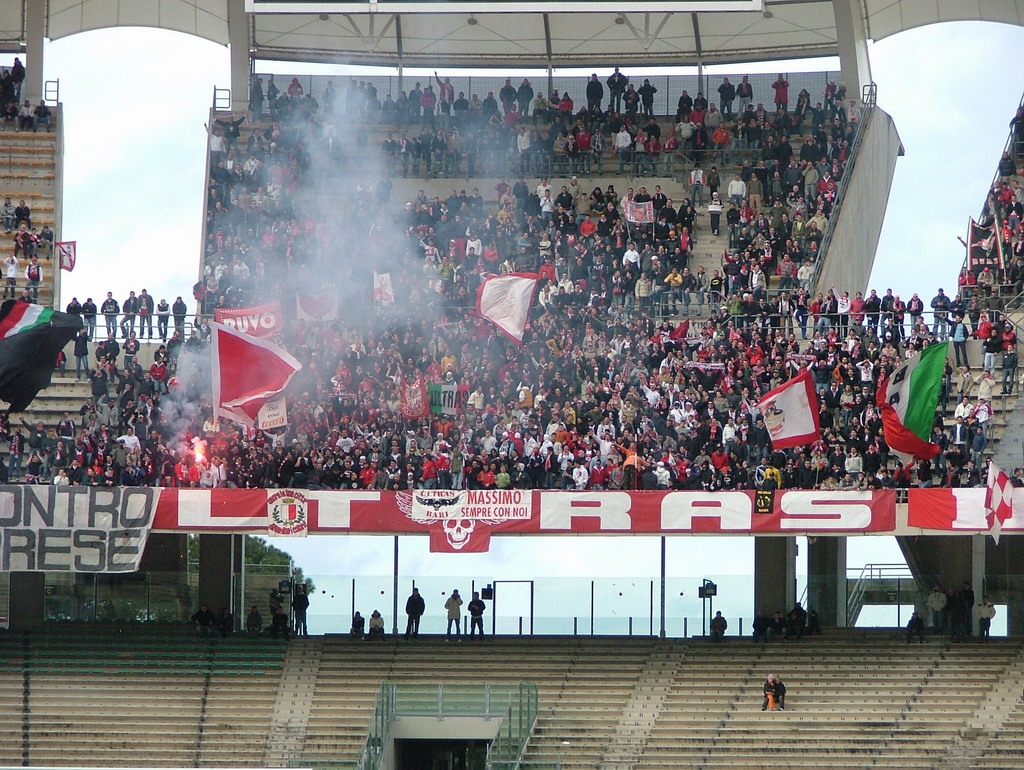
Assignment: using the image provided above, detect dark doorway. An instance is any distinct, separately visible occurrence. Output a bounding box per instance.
[394,739,488,770]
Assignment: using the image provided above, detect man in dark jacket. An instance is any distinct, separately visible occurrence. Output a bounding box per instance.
[585,74,604,112]
[607,67,627,112]
[467,591,486,638]
[405,587,425,639]
[292,584,310,636]
[191,604,217,636]
[906,612,926,644]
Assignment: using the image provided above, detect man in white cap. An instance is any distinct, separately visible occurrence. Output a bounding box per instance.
[654,461,671,489]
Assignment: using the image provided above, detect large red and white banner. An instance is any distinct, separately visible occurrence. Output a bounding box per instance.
[214,301,285,339]
[907,488,1024,532]
[152,489,897,552]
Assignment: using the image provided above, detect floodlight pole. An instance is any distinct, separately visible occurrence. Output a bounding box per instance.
[392,536,400,635]
[659,537,666,639]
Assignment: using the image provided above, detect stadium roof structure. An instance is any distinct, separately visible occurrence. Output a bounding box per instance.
[3,0,1024,69]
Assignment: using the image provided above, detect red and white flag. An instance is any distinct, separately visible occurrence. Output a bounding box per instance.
[475,272,540,345]
[56,241,76,272]
[400,373,430,419]
[296,291,338,321]
[212,322,302,427]
[755,368,821,449]
[985,460,1014,544]
[624,200,654,224]
[373,272,394,305]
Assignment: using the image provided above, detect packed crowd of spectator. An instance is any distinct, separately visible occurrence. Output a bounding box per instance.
[4,72,1020,492]
[243,71,859,183]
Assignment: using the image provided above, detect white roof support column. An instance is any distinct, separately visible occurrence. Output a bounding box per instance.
[228,0,250,113]
[832,0,872,100]
[24,0,46,104]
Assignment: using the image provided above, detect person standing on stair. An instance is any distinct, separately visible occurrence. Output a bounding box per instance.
[975,596,996,640]
[960,581,976,636]
[707,193,723,236]
[292,583,310,637]
[709,611,728,642]
[405,587,425,640]
[926,585,947,634]
[445,589,463,640]
[467,591,486,638]
[689,164,706,208]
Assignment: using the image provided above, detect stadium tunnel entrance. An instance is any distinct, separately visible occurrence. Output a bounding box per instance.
[394,738,487,770]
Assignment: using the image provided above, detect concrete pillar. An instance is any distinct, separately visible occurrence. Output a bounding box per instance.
[832,0,872,101]
[898,535,972,594]
[987,537,1024,637]
[753,537,796,615]
[24,0,46,104]
[806,536,847,627]
[198,534,238,615]
[970,534,985,636]
[9,572,45,629]
[227,0,251,113]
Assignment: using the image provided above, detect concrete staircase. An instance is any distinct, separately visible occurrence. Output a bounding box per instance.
[936,646,1024,769]
[11,374,91,429]
[263,637,323,767]
[0,114,62,310]
[598,643,682,770]
[992,386,1024,472]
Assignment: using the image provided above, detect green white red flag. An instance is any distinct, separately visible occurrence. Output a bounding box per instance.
[876,342,948,464]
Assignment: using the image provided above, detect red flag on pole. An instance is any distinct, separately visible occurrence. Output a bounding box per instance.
[56,242,76,272]
[755,368,821,449]
[211,322,302,427]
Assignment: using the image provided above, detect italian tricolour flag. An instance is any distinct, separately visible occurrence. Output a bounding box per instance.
[0,304,54,340]
[876,342,948,464]
[0,300,82,412]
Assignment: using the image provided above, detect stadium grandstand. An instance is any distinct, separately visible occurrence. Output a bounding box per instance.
[4,1,1024,768]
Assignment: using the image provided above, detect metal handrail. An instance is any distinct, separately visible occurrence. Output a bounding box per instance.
[846,562,914,622]
[212,87,232,112]
[486,682,539,770]
[43,79,59,104]
[357,681,395,770]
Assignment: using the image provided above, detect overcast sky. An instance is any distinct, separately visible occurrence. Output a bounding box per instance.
[3,20,1023,628]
